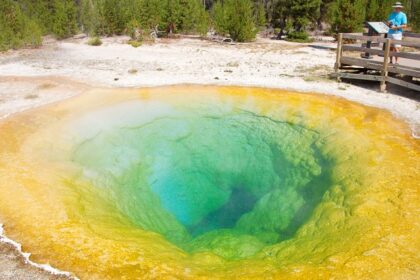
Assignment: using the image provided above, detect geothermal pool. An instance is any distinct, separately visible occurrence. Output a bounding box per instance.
[0,86,418,279]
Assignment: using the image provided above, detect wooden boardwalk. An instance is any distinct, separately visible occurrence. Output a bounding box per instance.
[332,33,420,92]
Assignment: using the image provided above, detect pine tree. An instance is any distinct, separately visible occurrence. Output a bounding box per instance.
[366,0,380,21]
[50,0,78,39]
[177,0,208,35]
[254,1,267,28]
[139,0,166,30]
[212,1,228,34]
[0,0,42,51]
[411,0,420,31]
[17,0,50,34]
[165,0,182,33]
[378,0,395,20]
[5,0,418,51]
[330,0,366,33]
[271,0,293,38]
[102,0,126,35]
[22,0,78,39]
[212,0,257,42]
[318,0,335,29]
[290,0,322,32]
[80,0,97,35]
[84,0,110,36]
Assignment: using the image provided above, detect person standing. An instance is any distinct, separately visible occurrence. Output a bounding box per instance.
[387,2,408,64]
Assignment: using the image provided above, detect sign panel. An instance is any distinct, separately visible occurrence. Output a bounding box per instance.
[367,22,390,34]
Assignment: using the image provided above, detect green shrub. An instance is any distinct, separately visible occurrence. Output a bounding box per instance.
[286,31,313,43]
[128,40,142,48]
[87,37,102,46]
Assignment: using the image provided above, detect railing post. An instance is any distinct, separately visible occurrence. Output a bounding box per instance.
[335,33,344,82]
[381,38,391,92]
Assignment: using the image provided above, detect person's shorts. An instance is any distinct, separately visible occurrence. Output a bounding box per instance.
[390,33,403,48]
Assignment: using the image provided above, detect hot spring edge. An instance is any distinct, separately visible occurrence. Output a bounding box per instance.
[0,86,418,279]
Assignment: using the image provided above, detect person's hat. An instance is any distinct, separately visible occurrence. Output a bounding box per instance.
[392,2,404,8]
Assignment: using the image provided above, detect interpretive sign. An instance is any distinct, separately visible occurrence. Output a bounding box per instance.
[367,22,390,34]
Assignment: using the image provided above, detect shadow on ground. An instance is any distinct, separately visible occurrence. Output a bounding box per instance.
[340,78,420,102]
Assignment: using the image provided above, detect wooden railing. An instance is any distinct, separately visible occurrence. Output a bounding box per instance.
[333,33,420,92]
[405,32,420,39]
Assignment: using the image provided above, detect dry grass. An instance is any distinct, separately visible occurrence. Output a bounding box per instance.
[226,61,239,67]
[295,64,335,83]
[295,64,333,74]
[128,68,138,74]
[36,82,56,90]
[24,94,39,99]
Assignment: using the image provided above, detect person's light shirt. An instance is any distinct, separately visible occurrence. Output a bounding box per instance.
[388,11,407,34]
